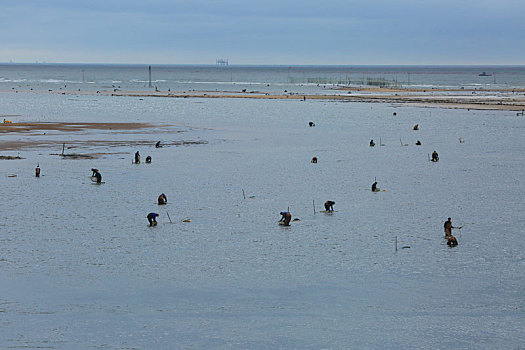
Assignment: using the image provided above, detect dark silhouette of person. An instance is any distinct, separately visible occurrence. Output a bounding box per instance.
[447,235,458,247]
[432,150,439,162]
[147,213,159,226]
[444,217,455,237]
[279,211,292,226]
[324,201,335,211]
[158,193,167,205]
[92,169,102,183]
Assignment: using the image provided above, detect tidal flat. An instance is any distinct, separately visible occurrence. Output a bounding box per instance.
[1,90,524,349]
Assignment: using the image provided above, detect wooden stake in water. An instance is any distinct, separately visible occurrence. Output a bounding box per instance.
[166,211,173,224]
[62,142,65,155]
[395,236,398,252]
[242,189,246,200]
[313,200,316,214]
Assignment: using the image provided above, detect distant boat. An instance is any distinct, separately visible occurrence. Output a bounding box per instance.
[479,72,492,76]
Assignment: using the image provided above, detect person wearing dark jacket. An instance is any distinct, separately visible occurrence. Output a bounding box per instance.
[147,212,159,226]
[324,201,335,211]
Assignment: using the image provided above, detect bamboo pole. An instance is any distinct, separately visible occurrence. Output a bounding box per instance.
[395,236,398,252]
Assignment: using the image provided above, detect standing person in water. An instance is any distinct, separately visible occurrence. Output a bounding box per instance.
[147,212,159,226]
[134,151,141,164]
[158,193,167,205]
[324,200,335,211]
[279,211,292,226]
[444,217,455,237]
[370,139,375,147]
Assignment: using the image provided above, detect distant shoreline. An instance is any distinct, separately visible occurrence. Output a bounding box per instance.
[2,86,524,111]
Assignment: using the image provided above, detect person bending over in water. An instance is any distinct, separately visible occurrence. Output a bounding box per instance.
[416,140,421,146]
[147,212,159,226]
[447,234,458,247]
[92,169,102,183]
[444,217,455,237]
[324,201,335,211]
[91,168,99,176]
[155,141,161,148]
[371,181,379,192]
[370,139,375,147]
[145,156,152,164]
[413,124,419,130]
[279,211,292,226]
[158,193,167,205]
[134,151,141,164]
[309,122,316,127]
[311,156,318,163]
[432,150,439,162]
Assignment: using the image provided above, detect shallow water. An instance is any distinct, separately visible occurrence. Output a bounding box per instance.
[0,92,524,349]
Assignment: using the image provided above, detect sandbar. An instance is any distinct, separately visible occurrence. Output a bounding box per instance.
[2,87,524,111]
[0,122,205,152]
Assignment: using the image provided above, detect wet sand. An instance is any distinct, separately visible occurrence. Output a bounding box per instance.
[0,122,158,133]
[2,87,525,111]
[0,122,202,152]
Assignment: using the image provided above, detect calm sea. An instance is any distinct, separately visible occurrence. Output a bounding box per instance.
[0,64,524,349]
[1,64,525,93]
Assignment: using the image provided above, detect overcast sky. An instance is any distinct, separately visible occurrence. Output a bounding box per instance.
[1,0,524,65]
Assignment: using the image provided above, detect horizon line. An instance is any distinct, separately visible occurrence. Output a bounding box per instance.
[1,61,524,67]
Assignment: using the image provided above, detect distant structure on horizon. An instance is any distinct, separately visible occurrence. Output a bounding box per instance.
[216,58,229,66]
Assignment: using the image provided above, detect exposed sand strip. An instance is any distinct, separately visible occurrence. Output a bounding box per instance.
[2,88,524,111]
[0,122,206,152]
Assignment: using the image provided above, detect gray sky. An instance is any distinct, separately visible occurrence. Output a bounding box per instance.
[1,0,524,65]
